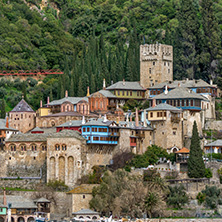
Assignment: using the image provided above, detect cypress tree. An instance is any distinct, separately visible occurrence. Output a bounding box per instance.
[0,99,6,119]
[188,121,205,178]
[49,87,53,101]
[200,0,222,79]
[174,0,201,79]
[69,77,74,97]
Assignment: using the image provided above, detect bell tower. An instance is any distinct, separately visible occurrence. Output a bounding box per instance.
[140,43,173,89]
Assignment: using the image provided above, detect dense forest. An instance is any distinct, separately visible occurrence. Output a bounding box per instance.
[1,0,222,111]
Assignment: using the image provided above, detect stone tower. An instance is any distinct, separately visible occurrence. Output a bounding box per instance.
[140,43,173,89]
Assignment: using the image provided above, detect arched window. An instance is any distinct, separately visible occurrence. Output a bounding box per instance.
[55,144,60,151]
[41,144,47,151]
[10,144,16,151]
[62,144,67,151]
[51,121,55,127]
[20,144,26,151]
[31,144,37,151]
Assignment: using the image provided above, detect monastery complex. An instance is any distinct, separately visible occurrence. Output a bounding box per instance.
[0,43,219,189]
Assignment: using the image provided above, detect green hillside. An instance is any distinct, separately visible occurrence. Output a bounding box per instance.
[0,0,222,113]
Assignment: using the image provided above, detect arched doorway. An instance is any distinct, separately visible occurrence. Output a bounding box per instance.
[17,217,25,222]
[27,217,35,222]
[11,217,15,222]
[0,217,4,222]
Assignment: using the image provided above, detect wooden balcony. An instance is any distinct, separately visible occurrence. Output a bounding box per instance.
[171,116,181,123]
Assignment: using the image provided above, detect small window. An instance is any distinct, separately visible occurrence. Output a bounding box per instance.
[150,112,153,118]
[31,145,37,151]
[62,144,67,151]
[33,157,36,160]
[168,69,170,74]
[9,157,11,160]
[153,62,155,65]
[83,195,85,199]
[149,68,152,74]
[55,144,60,151]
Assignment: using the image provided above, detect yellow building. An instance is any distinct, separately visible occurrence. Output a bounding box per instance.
[37,107,52,117]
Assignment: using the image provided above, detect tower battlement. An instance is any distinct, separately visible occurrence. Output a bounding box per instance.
[140,44,173,88]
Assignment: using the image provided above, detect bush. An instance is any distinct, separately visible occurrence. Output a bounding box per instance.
[202,186,222,209]
[196,192,206,205]
[166,185,189,209]
[205,168,213,178]
[47,179,68,191]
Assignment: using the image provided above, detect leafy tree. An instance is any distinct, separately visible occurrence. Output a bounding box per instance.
[188,121,205,178]
[90,169,167,218]
[166,185,189,209]
[127,145,170,169]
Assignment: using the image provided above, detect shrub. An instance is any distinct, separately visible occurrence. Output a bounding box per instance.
[205,168,213,178]
[166,185,189,209]
[202,186,222,209]
[47,179,68,191]
[196,192,206,205]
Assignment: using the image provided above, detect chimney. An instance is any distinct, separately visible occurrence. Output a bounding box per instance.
[210,80,213,85]
[152,98,156,108]
[40,100,42,108]
[186,78,189,82]
[143,110,147,127]
[123,79,125,86]
[135,108,139,127]
[87,86,90,97]
[164,85,168,94]
[3,188,6,206]
[178,83,181,87]
[65,90,68,98]
[103,79,106,90]
[117,115,120,124]
[6,113,9,128]
[126,113,129,122]
[130,115,132,122]
[103,114,107,122]
[82,116,85,125]
[47,97,50,106]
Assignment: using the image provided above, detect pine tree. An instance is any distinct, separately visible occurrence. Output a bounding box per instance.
[188,121,205,178]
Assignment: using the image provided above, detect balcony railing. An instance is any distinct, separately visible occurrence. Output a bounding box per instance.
[109,132,120,137]
[176,157,189,163]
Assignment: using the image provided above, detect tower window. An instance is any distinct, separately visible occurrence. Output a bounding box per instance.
[149,68,152,74]
[168,69,170,73]
[153,62,155,65]
[164,62,166,66]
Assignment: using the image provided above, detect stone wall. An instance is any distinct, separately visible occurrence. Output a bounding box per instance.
[205,120,222,131]
[0,179,43,190]
[145,219,220,222]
